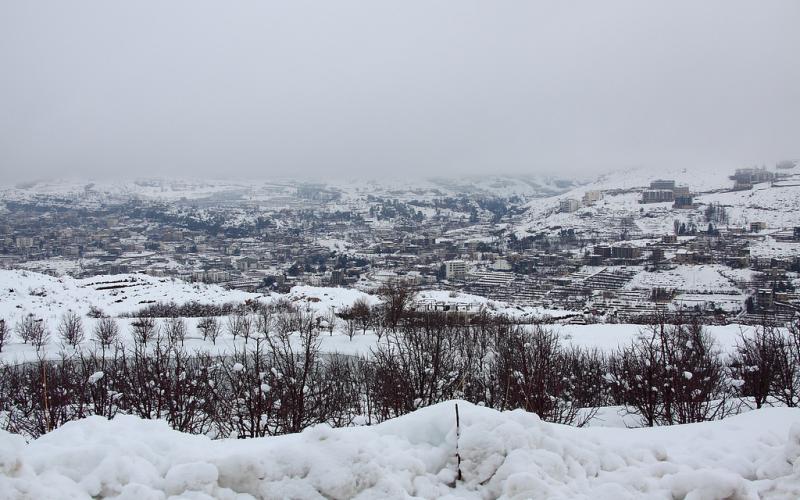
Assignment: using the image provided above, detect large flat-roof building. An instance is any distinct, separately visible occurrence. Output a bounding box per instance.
[445,259,467,281]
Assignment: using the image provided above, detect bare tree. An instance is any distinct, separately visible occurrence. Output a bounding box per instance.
[240,314,253,344]
[16,314,38,344]
[255,306,275,336]
[377,279,416,331]
[93,317,119,348]
[57,312,85,348]
[322,307,338,336]
[197,316,222,344]
[264,307,325,433]
[227,311,252,342]
[343,313,358,341]
[371,305,387,340]
[32,320,50,351]
[16,315,49,350]
[164,317,188,346]
[131,316,158,344]
[351,297,372,335]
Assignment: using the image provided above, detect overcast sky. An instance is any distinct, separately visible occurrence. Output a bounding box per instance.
[1,1,798,181]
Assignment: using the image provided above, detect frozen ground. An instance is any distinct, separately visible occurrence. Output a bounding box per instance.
[1,401,799,499]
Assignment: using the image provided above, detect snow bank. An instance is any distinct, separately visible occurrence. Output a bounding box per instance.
[2,402,800,499]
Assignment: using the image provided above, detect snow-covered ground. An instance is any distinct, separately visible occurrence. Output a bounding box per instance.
[0,316,759,365]
[0,270,261,322]
[625,264,746,294]
[1,401,799,499]
[0,270,765,364]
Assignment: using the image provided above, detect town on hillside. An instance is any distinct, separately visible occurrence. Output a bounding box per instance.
[2,161,799,326]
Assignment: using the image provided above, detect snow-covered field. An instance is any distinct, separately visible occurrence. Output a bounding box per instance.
[625,264,746,293]
[0,270,261,322]
[0,270,765,364]
[0,320,757,365]
[1,401,799,499]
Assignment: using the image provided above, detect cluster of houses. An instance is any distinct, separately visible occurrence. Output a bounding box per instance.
[2,167,800,325]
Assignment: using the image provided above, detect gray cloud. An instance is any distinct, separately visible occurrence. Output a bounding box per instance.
[1,1,798,181]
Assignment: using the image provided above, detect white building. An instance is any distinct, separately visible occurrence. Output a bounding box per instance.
[15,236,34,249]
[445,260,467,281]
[582,190,603,206]
[559,198,580,213]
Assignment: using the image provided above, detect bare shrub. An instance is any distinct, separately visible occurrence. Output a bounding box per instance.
[370,313,462,415]
[116,339,220,434]
[609,315,731,426]
[216,339,278,438]
[2,355,87,437]
[87,306,106,319]
[729,324,782,409]
[495,325,591,426]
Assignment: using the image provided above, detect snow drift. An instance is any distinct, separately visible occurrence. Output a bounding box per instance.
[2,402,800,499]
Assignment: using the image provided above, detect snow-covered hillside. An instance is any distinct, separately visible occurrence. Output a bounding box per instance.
[1,401,799,499]
[513,165,800,239]
[624,264,750,294]
[0,270,261,323]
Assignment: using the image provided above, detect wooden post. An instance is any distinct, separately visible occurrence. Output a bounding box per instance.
[455,403,462,481]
